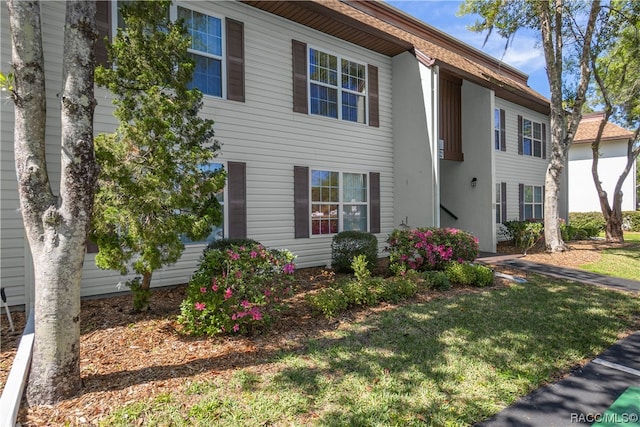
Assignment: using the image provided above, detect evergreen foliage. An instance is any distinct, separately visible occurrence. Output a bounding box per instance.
[91,1,225,310]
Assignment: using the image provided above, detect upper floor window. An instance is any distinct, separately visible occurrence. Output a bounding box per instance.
[495,109,505,151]
[518,115,545,158]
[311,170,368,235]
[309,48,367,124]
[104,3,245,101]
[178,7,224,97]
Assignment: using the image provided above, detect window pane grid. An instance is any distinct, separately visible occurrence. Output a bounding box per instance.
[523,118,543,158]
[311,170,369,235]
[523,185,543,220]
[179,7,223,97]
[309,48,367,124]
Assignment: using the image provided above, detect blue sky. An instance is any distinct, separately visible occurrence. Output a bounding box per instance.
[386,1,551,99]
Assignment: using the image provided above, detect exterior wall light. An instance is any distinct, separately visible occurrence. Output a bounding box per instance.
[471,177,477,187]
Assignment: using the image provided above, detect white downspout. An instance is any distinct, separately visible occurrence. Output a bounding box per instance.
[432,65,440,227]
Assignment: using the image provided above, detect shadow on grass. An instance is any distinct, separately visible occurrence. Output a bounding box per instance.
[268,278,639,425]
[85,278,639,426]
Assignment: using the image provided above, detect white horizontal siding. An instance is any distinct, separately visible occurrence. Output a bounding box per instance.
[26,0,396,304]
[494,97,550,222]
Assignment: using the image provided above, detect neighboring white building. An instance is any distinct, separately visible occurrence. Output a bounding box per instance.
[569,112,636,213]
[0,0,555,307]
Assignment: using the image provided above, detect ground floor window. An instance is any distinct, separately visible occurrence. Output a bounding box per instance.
[311,170,368,235]
[496,183,503,223]
[523,184,543,220]
[182,162,225,244]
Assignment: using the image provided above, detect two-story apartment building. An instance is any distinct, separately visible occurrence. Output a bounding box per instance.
[0,0,558,307]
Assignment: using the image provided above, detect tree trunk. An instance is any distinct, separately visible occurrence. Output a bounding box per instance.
[8,0,97,405]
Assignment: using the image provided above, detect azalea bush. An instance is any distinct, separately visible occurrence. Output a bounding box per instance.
[386,227,479,275]
[178,242,296,336]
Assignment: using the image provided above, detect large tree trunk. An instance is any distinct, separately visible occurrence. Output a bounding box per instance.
[8,0,97,405]
[538,0,601,253]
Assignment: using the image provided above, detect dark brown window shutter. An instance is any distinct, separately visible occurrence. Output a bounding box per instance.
[226,18,245,102]
[95,1,111,67]
[228,161,247,239]
[541,123,547,159]
[368,65,379,128]
[439,72,463,161]
[292,40,308,114]
[369,172,380,233]
[500,109,506,151]
[518,183,524,220]
[517,115,523,155]
[501,182,507,223]
[294,166,309,238]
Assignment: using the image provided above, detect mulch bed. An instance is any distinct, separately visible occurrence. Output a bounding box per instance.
[0,241,625,426]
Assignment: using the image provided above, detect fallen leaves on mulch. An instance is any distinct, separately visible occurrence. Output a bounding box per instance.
[0,240,628,426]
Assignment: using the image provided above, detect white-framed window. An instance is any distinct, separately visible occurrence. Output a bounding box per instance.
[494,108,505,150]
[522,118,543,157]
[523,184,543,220]
[496,183,502,223]
[311,170,368,235]
[177,6,224,98]
[111,2,226,98]
[182,162,226,244]
[309,48,367,124]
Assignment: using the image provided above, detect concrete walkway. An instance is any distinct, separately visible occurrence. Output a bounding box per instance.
[475,253,640,426]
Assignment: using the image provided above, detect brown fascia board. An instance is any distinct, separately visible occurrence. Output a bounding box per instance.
[242,0,549,115]
[241,0,412,55]
[346,0,530,86]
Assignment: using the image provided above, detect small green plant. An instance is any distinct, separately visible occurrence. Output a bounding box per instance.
[503,220,544,254]
[444,263,494,287]
[331,231,378,273]
[421,270,451,290]
[473,264,494,287]
[119,277,153,312]
[306,288,349,318]
[445,262,476,286]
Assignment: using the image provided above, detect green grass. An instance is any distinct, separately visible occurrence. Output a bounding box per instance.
[580,232,640,280]
[100,277,640,427]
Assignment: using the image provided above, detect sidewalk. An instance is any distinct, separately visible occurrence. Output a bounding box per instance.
[475,253,640,426]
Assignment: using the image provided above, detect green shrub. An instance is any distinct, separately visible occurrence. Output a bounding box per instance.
[306,288,349,318]
[308,255,420,318]
[379,276,419,302]
[623,211,640,232]
[473,264,495,287]
[445,262,476,286]
[178,242,296,336]
[568,212,605,236]
[331,231,379,273]
[422,270,451,290]
[503,220,544,254]
[560,223,590,241]
[203,238,261,256]
[445,263,494,287]
[386,227,479,275]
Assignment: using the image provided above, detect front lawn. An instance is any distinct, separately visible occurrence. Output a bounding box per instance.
[581,232,640,280]
[97,276,639,427]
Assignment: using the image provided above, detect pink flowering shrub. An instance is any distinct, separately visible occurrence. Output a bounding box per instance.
[386,227,479,275]
[178,242,296,336]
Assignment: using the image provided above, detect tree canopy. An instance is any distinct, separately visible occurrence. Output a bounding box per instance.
[92,1,225,310]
